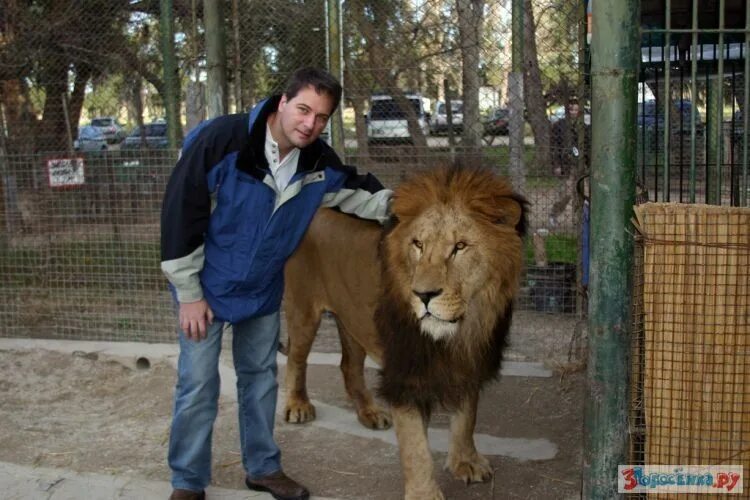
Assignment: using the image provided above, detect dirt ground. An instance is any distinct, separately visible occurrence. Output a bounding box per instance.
[0,311,586,499]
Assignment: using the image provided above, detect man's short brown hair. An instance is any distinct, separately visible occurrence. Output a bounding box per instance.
[284,67,343,113]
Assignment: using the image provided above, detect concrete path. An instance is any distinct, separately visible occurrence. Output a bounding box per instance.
[0,338,562,499]
[0,461,343,500]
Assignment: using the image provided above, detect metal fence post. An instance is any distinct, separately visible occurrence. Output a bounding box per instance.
[160,0,183,147]
[508,0,525,193]
[584,0,639,497]
[326,0,345,157]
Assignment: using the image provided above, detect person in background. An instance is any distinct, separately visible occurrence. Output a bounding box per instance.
[161,67,391,500]
[549,99,590,228]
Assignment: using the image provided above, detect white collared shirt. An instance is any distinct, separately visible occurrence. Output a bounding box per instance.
[265,124,300,192]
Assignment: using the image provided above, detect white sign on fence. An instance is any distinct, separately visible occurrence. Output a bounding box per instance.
[47,158,85,188]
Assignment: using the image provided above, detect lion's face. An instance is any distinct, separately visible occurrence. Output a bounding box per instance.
[383,168,525,342]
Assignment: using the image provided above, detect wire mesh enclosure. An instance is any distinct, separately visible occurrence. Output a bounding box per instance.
[631,203,750,497]
[0,1,590,343]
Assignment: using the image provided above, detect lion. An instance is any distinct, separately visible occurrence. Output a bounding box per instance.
[283,166,527,499]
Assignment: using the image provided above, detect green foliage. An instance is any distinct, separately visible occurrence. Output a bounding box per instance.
[525,234,578,265]
[534,0,584,101]
[83,75,128,123]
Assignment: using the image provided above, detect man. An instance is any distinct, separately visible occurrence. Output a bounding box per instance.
[549,99,590,227]
[551,99,589,178]
[161,67,391,500]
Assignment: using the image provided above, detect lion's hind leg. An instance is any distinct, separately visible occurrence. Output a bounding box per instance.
[283,305,322,424]
[445,390,493,484]
[336,317,392,430]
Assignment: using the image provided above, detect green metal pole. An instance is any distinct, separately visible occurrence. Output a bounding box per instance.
[743,1,750,206]
[584,0,638,497]
[204,0,228,118]
[662,0,671,202]
[715,0,726,204]
[327,0,344,157]
[689,0,698,203]
[707,77,723,204]
[508,0,525,193]
[160,0,182,149]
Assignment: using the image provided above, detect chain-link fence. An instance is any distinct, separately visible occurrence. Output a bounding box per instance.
[1,0,589,343]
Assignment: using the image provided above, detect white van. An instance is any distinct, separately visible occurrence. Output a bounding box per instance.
[367,93,430,144]
[430,100,463,135]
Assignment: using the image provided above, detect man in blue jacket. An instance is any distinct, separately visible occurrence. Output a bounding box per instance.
[161,67,391,500]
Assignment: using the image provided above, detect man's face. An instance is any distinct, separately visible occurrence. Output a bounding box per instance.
[276,85,334,149]
[568,103,580,119]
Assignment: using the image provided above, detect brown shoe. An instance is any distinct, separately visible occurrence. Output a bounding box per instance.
[169,489,205,500]
[245,470,310,500]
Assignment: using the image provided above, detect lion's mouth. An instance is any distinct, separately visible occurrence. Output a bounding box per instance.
[421,312,463,324]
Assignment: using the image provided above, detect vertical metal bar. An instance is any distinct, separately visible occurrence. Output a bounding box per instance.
[743,4,750,206]
[655,67,660,199]
[730,64,737,205]
[327,0,344,156]
[508,0,525,194]
[663,0,671,201]
[679,64,685,202]
[706,58,715,203]
[715,0,726,203]
[583,0,638,496]
[690,0,698,203]
[641,81,646,183]
[231,0,243,112]
[161,0,182,148]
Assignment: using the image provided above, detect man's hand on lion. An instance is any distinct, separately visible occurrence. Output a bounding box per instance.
[179,299,214,341]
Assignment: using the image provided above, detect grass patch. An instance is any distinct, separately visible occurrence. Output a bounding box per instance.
[525,234,578,265]
[1,238,163,290]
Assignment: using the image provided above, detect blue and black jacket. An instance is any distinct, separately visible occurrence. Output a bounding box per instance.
[161,96,391,323]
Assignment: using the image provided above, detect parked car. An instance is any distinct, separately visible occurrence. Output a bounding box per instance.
[366,93,430,145]
[90,116,127,144]
[484,107,510,136]
[637,99,701,135]
[74,125,108,152]
[121,123,169,150]
[430,100,463,135]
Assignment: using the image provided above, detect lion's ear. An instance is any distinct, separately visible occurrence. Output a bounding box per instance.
[492,197,523,227]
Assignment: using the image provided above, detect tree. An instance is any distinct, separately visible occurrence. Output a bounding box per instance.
[456,0,485,152]
[0,0,201,152]
[523,0,551,169]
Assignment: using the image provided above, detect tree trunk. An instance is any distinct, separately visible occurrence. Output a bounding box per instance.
[456,0,485,155]
[523,0,551,170]
[39,62,69,152]
[204,0,227,118]
[68,65,93,139]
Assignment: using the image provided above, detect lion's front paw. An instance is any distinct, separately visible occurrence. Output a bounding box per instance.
[357,405,392,430]
[446,452,493,484]
[405,485,445,500]
[284,399,316,423]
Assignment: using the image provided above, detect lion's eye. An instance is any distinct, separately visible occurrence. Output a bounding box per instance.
[412,239,423,250]
[451,241,467,256]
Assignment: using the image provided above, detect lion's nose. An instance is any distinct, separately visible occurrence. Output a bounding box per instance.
[414,289,443,307]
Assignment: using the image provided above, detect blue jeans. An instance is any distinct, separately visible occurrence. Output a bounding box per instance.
[169,311,282,491]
